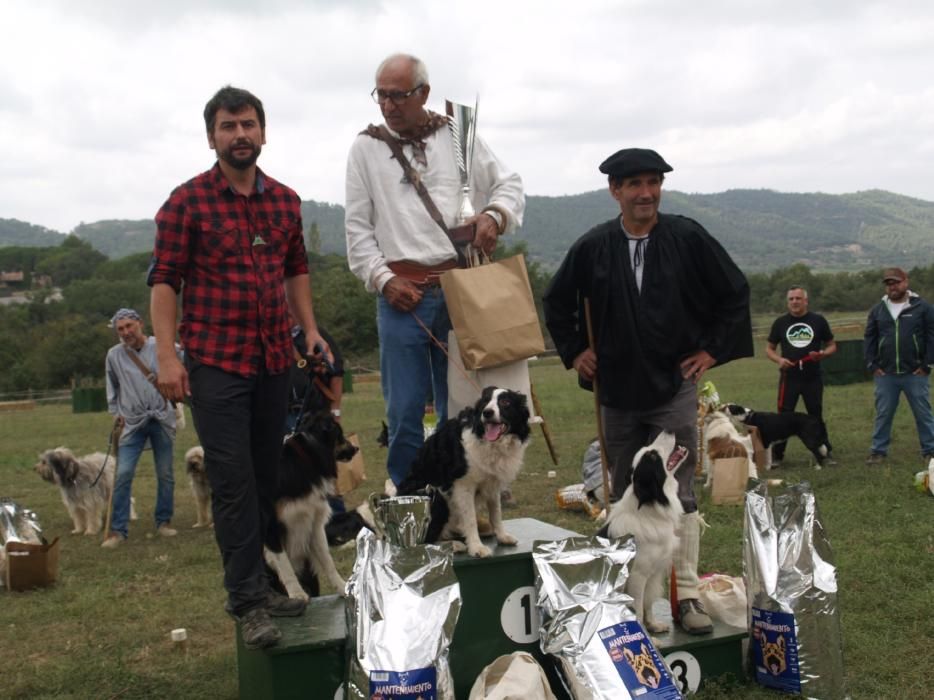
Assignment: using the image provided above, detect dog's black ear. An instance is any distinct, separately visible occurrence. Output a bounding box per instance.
[632,451,669,508]
[479,386,497,404]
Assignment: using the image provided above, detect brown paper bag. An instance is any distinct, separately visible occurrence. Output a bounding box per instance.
[440,255,546,370]
[710,457,749,505]
[335,433,366,496]
[747,425,768,471]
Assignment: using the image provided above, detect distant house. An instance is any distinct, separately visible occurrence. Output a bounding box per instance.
[33,273,52,288]
[0,270,25,288]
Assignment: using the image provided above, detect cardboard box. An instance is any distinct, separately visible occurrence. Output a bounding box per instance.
[4,538,60,591]
[335,434,366,496]
[747,425,768,472]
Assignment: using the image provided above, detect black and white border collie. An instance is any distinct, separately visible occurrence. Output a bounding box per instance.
[600,431,688,633]
[723,403,828,468]
[264,412,359,600]
[398,386,531,558]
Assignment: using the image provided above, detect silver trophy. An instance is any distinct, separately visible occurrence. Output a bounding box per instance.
[445,98,478,225]
[367,494,433,547]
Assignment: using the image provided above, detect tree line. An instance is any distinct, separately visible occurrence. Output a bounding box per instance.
[1,237,932,394]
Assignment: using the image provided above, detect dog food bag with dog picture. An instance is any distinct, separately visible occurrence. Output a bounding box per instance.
[345,529,461,700]
[533,536,683,700]
[743,480,849,699]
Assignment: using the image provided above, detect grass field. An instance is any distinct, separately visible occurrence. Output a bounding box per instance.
[1,332,932,699]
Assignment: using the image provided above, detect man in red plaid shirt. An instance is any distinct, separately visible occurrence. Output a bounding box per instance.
[149,85,330,650]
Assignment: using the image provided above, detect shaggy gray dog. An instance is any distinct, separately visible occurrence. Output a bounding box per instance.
[35,448,113,535]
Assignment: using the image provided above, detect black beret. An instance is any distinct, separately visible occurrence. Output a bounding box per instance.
[599,148,673,178]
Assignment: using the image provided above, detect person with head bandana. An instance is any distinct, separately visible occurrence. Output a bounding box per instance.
[102,308,179,548]
[543,148,753,635]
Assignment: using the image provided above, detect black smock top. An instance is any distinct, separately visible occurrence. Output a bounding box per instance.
[543,213,753,411]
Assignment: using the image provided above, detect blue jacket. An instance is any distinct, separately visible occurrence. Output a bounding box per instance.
[864,293,934,375]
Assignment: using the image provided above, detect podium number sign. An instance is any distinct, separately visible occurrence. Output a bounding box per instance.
[499,586,540,644]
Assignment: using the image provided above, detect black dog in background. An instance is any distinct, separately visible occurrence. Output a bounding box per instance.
[724,403,829,467]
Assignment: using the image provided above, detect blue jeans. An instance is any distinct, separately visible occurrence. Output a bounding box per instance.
[871,372,934,456]
[111,418,175,538]
[378,288,451,485]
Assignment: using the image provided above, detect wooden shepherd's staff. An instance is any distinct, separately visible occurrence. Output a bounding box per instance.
[102,417,123,538]
[584,298,611,509]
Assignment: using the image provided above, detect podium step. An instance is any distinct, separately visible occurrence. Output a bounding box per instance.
[236,518,746,698]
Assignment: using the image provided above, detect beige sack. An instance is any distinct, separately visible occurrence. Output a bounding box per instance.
[468,652,556,700]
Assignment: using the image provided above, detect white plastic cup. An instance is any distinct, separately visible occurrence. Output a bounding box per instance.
[171,628,188,654]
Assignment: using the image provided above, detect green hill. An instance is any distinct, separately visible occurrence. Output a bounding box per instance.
[3,188,933,271]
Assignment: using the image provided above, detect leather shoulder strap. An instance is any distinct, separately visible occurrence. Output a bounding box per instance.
[123,344,157,384]
[122,344,171,408]
[363,124,450,235]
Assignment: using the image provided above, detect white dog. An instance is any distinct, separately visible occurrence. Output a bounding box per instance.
[184,446,213,528]
[604,432,687,633]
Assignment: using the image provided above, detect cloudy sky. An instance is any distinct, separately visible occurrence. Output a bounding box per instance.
[4,0,933,232]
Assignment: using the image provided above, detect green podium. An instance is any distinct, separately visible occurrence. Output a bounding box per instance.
[236,518,746,698]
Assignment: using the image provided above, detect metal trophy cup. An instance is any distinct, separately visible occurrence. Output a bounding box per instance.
[445,98,480,266]
[368,493,432,547]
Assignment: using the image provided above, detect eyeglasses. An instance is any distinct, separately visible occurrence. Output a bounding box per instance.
[371,85,423,105]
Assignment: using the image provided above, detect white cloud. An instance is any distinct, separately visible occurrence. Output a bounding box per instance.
[2,0,934,232]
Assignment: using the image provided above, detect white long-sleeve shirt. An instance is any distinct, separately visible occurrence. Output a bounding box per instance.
[345,122,525,293]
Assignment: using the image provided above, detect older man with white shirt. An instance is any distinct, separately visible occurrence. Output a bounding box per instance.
[345,53,525,486]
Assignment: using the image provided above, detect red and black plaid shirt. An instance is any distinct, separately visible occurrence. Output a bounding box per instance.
[149,163,309,377]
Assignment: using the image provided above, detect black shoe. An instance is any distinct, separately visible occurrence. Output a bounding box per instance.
[266,589,307,617]
[238,607,281,650]
[865,453,886,465]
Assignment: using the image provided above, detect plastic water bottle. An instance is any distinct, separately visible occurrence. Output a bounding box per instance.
[423,403,437,439]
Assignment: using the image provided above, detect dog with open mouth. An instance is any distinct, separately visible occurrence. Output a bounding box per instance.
[398,386,531,557]
[600,431,689,633]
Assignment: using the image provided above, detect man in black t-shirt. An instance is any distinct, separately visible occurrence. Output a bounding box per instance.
[766,286,837,465]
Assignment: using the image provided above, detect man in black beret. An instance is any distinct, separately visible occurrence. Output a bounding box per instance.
[544,148,753,635]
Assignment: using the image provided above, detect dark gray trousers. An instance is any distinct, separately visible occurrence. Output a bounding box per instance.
[601,380,698,512]
[186,357,289,616]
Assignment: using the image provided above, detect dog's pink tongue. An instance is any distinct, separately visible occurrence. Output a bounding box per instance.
[484,423,505,441]
[667,446,689,472]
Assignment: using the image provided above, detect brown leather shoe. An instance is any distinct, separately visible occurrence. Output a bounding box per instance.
[239,608,281,650]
